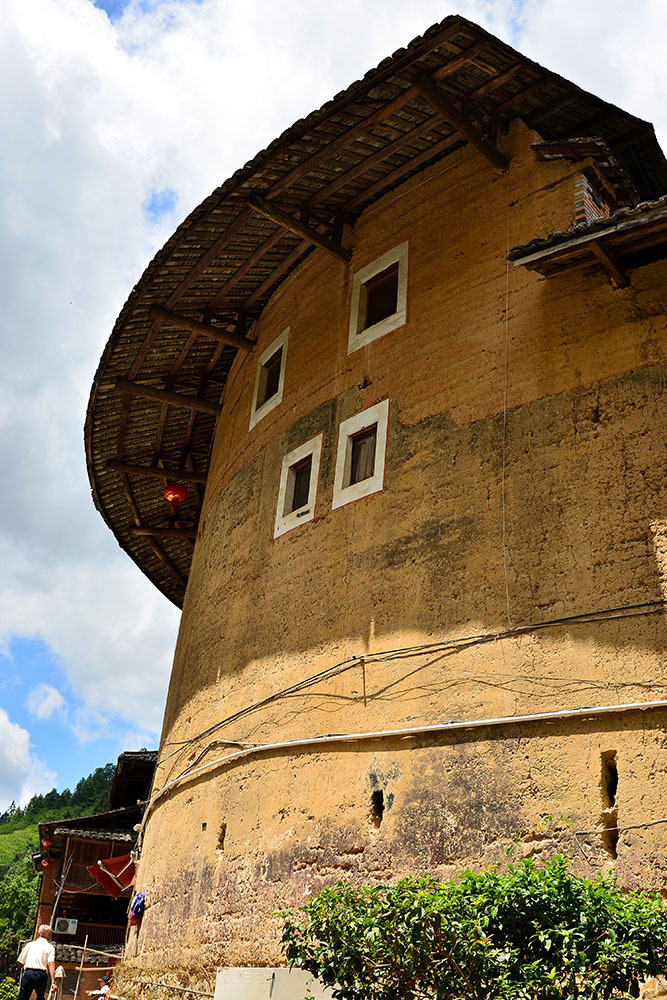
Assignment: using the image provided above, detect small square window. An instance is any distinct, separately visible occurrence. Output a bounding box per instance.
[332,399,390,510]
[348,242,408,353]
[258,348,282,407]
[249,327,289,429]
[349,428,377,485]
[286,455,312,514]
[359,262,399,332]
[274,434,323,538]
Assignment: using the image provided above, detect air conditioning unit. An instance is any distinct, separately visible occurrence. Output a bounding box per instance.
[54,918,78,935]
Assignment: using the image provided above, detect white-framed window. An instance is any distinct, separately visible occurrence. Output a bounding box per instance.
[348,241,408,353]
[274,434,323,538]
[332,399,390,510]
[249,327,289,430]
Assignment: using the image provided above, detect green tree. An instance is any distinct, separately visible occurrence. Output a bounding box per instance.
[0,855,38,972]
[281,856,667,1000]
[0,762,117,974]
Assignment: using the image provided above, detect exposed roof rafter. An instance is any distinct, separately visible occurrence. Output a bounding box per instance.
[130,526,198,539]
[106,460,208,484]
[247,195,351,261]
[414,74,508,171]
[590,240,628,287]
[151,305,254,352]
[115,380,222,415]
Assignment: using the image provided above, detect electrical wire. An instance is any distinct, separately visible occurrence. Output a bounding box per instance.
[124,981,212,998]
[159,598,667,771]
[502,176,512,624]
[140,695,667,843]
[573,817,667,865]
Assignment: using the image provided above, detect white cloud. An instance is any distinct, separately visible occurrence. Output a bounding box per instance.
[0,709,56,811]
[27,684,67,719]
[27,684,67,721]
[0,0,666,786]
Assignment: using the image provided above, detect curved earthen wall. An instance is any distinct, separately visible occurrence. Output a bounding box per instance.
[129,120,667,981]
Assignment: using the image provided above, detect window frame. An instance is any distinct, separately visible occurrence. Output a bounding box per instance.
[332,399,390,510]
[274,433,324,538]
[347,242,408,353]
[249,327,289,430]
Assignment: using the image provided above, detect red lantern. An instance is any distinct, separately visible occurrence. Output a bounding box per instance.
[41,859,50,868]
[163,483,188,516]
[41,838,52,849]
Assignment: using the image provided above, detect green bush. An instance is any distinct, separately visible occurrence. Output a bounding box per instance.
[281,856,667,1000]
[0,977,18,1000]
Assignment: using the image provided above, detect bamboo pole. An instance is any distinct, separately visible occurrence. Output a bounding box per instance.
[72,935,89,1000]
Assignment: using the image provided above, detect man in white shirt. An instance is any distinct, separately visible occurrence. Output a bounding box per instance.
[17,925,56,1000]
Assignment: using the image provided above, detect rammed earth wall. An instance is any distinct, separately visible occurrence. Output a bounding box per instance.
[125,120,667,983]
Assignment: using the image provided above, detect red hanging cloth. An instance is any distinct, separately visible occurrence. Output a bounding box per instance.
[86,854,135,899]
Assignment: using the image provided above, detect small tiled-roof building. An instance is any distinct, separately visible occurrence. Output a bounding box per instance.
[34,754,156,996]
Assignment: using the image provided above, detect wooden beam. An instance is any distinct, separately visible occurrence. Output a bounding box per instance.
[494,78,544,116]
[529,91,578,123]
[143,537,186,589]
[164,208,253,308]
[465,61,524,103]
[414,74,508,171]
[207,228,285,309]
[590,240,628,287]
[115,380,221,416]
[244,239,312,307]
[106,460,208,484]
[151,306,253,352]
[246,195,351,261]
[130,526,197,539]
[310,113,442,206]
[343,133,460,213]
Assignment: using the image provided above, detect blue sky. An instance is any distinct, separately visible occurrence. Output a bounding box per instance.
[2,0,666,811]
[93,0,131,21]
[0,639,135,798]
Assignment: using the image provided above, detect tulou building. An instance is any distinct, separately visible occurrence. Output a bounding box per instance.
[86,14,667,994]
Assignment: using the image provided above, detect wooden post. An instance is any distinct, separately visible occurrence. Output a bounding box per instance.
[54,966,65,1000]
[72,935,89,1000]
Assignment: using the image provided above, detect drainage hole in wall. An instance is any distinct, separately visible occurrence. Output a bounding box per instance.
[370,789,384,827]
[601,824,619,860]
[217,821,227,851]
[601,751,618,808]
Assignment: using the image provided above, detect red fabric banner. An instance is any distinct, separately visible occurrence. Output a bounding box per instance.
[86,854,135,899]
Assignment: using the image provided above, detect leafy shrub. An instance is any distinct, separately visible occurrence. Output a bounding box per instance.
[0,977,18,1000]
[281,856,667,1000]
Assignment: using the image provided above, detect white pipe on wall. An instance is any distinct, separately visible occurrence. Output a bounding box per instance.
[139,697,667,836]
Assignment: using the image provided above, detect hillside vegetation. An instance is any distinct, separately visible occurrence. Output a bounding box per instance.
[0,764,114,976]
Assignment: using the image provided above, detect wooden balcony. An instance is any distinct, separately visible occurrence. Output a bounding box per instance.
[55,922,126,947]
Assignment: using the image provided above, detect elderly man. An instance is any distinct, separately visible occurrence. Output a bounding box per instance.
[17,925,56,1000]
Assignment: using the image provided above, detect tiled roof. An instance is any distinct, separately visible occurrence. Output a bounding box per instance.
[508,193,667,261]
[51,827,135,841]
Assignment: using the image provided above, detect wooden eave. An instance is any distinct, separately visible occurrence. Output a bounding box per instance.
[85,14,667,608]
[509,197,667,284]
